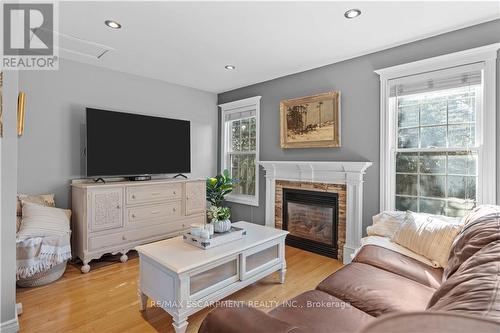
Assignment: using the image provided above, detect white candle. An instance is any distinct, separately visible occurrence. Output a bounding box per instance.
[190,224,204,236]
[200,229,210,239]
[205,224,214,235]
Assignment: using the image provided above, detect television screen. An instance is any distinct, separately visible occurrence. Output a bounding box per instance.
[86,108,191,177]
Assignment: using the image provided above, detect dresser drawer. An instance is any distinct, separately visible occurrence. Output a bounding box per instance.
[88,232,125,251]
[123,220,187,243]
[126,202,182,225]
[126,183,182,205]
[89,220,189,251]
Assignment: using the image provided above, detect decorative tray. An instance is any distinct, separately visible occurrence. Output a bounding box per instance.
[182,226,246,250]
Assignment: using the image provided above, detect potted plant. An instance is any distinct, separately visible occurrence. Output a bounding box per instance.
[206,170,237,233]
[207,206,232,233]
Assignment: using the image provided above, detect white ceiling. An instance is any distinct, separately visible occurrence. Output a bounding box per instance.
[59,1,500,93]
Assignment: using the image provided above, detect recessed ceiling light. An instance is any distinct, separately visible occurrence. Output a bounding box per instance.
[225,65,236,70]
[344,9,361,19]
[105,20,122,29]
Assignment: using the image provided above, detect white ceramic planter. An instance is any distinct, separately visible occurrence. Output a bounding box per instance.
[213,219,231,233]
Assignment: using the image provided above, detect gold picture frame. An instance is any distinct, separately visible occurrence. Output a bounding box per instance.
[280,91,340,148]
[17,92,26,136]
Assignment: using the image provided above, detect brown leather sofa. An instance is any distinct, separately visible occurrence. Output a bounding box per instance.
[199,206,500,333]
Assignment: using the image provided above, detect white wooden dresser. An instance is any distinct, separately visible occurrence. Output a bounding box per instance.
[71,178,206,273]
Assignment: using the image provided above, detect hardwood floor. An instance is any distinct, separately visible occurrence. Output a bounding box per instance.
[16,246,342,333]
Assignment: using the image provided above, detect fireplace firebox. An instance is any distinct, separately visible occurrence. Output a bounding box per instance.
[282,188,338,258]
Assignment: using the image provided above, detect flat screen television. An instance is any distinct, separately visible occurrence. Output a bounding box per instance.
[86,108,191,177]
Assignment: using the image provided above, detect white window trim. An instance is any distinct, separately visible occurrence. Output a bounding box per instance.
[375,43,499,212]
[219,96,262,206]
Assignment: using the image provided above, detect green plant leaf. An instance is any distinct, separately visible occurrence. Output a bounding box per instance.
[206,170,235,206]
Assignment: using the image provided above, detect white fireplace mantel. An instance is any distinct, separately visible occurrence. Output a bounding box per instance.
[259,161,373,264]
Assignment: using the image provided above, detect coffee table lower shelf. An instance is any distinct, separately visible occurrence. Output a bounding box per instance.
[136,222,288,333]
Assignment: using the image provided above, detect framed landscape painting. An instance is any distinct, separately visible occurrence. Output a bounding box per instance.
[280,91,341,148]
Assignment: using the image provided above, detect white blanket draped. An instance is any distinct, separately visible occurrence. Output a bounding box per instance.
[16,234,72,279]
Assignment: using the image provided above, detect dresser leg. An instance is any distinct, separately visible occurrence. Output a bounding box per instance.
[138,289,147,311]
[81,261,91,274]
[172,319,188,333]
[120,253,128,263]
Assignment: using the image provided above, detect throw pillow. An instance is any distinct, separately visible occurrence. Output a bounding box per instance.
[391,211,462,267]
[367,211,406,237]
[16,193,55,216]
[18,202,71,238]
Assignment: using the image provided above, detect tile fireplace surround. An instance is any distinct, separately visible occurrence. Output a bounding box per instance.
[259,161,373,263]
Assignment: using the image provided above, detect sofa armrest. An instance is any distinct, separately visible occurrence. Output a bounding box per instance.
[198,303,304,333]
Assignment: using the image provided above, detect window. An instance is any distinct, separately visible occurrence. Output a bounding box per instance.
[394,69,480,216]
[219,96,261,206]
[377,44,498,217]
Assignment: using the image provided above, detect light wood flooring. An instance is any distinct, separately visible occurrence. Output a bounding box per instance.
[16,246,342,333]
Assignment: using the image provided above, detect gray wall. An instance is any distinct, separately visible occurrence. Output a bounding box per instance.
[1,71,19,328]
[18,59,218,209]
[218,19,500,232]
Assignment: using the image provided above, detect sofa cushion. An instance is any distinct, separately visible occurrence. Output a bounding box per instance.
[269,290,374,333]
[444,205,500,280]
[428,240,500,322]
[360,236,437,267]
[358,311,500,333]
[316,263,435,317]
[198,301,306,333]
[354,245,443,289]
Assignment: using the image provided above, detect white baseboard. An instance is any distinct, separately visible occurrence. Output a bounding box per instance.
[1,305,20,333]
[0,317,19,333]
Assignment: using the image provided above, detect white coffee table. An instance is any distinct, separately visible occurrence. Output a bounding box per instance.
[135,221,288,333]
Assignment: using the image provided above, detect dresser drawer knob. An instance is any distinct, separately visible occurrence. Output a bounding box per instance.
[173,191,176,195]
[132,195,136,199]
[116,205,121,209]
[122,235,126,240]
[131,214,136,218]
[173,208,176,212]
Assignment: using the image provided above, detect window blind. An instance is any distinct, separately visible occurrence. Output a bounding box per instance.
[389,63,483,97]
[224,108,256,122]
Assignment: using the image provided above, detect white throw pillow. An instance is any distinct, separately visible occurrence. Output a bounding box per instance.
[391,211,462,267]
[367,211,406,238]
[18,202,71,238]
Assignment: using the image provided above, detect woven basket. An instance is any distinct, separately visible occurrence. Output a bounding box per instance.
[17,261,67,288]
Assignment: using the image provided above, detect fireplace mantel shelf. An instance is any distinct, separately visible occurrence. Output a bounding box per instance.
[259,161,372,172]
[259,160,373,264]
